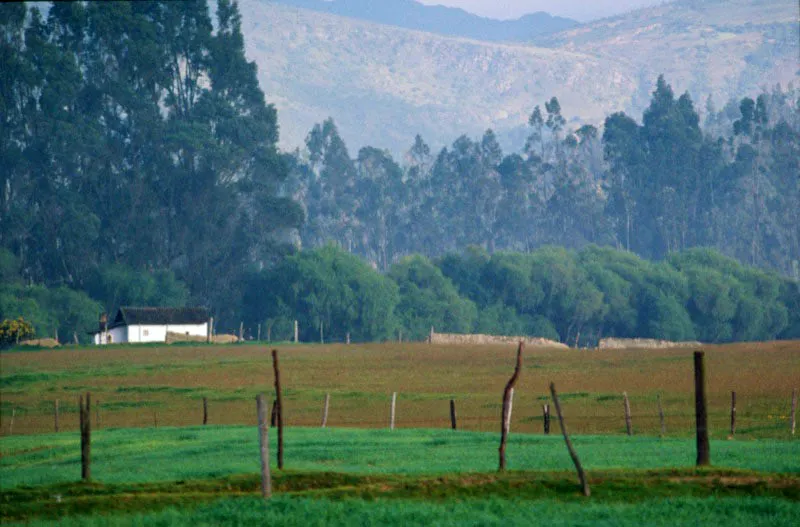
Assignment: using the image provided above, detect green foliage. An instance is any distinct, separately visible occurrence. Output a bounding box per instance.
[84,264,189,314]
[389,255,477,340]
[244,245,399,342]
[0,317,34,348]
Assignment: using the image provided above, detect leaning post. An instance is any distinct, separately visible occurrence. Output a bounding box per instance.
[499,342,523,471]
[694,351,710,466]
[551,382,590,497]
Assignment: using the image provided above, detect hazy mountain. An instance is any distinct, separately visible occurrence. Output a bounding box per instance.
[239,0,798,155]
[269,0,578,42]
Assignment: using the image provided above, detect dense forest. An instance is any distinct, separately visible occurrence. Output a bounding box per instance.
[1,1,798,346]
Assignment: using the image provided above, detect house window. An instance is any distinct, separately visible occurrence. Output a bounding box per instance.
[143,329,149,337]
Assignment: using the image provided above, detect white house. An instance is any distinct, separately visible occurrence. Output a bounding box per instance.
[91,307,210,345]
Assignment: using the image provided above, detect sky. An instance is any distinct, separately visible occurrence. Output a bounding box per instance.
[416,0,669,22]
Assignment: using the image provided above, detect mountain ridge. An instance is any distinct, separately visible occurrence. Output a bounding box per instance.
[268,0,579,42]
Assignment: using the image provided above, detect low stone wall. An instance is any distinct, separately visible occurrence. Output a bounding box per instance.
[430,331,568,349]
[166,332,239,344]
[598,338,702,350]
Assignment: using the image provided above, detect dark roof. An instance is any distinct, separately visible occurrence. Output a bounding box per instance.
[110,307,209,328]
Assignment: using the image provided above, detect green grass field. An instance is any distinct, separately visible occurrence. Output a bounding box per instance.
[2,341,799,524]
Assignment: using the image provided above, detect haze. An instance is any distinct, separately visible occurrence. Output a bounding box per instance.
[416,0,669,21]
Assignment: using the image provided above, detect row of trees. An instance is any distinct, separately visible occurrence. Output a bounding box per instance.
[242,245,800,346]
[291,78,800,277]
[1,1,302,329]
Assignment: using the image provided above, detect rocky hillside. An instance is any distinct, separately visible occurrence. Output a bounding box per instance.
[239,0,798,155]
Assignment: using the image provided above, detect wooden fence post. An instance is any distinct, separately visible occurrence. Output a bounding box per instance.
[321,393,330,428]
[73,331,79,345]
[293,320,298,343]
[203,397,208,425]
[505,388,515,433]
[256,394,272,498]
[54,399,59,433]
[272,349,284,470]
[791,389,797,436]
[239,322,244,343]
[657,393,666,437]
[730,391,736,437]
[450,399,457,430]
[694,351,710,466]
[623,391,633,436]
[550,382,590,497]
[319,321,324,344]
[499,342,523,471]
[207,317,214,344]
[390,392,397,430]
[80,393,91,481]
[543,404,550,435]
[346,332,350,345]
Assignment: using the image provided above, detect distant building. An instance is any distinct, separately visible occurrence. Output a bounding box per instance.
[91,307,209,345]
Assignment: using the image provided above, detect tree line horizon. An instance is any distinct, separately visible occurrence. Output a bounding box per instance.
[1,1,798,346]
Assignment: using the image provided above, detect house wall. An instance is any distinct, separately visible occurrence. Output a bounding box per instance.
[126,323,208,343]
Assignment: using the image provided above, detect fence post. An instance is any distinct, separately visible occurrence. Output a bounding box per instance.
[73,331,79,345]
[550,382,590,496]
[319,321,324,344]
[450,399,457,430]
[346,332,350,345]
[272,349,284,469]
[257,324,261,342]
[207,317,213,344]
[505,388,515,433]
[256,394,272,498]
[239,322,244,343]
[80,393,91,481]
[267,322,272,343]
[623,391,633,436]
[730,391,736,437]
[8,408,15,435]
[499,342,523,471]
[791,389,797,436]
[54,399,59,433]
[694,351,710,466]
[657,393,665,437]
[543,404,550,435]
[203,397,208,425]
[321,393,330,428]
[293,320,298,343]
[390,392,397,430]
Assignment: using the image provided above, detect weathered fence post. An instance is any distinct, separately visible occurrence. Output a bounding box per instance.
[657,393,666,437]
[80,393,91,481]
[272,349,284,469]
[550,382,590,497]
[499,342,523,471]
[390,392,397,430]
[321,393,330,428]
[54,399,60,433]
[398,330,403,343]
[293,320,298,343]
[203,397,208,425]
[694,351,710,466]
[730,391,736,437]
[319,321,324,344]
[256,394,272,498]
[623,391,633,436]
[450,399,457,430]
[207,317,214,344]
[239,322,244,343]
[505,388,515,433]
[791,389,797,436]
[257,324,261,342]
[73,332,79,345]
[543,403,550,435]
[346,332,351,345]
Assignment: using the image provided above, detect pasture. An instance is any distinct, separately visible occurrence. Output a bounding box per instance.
[1,340,799,524]
[1,341,798,437]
